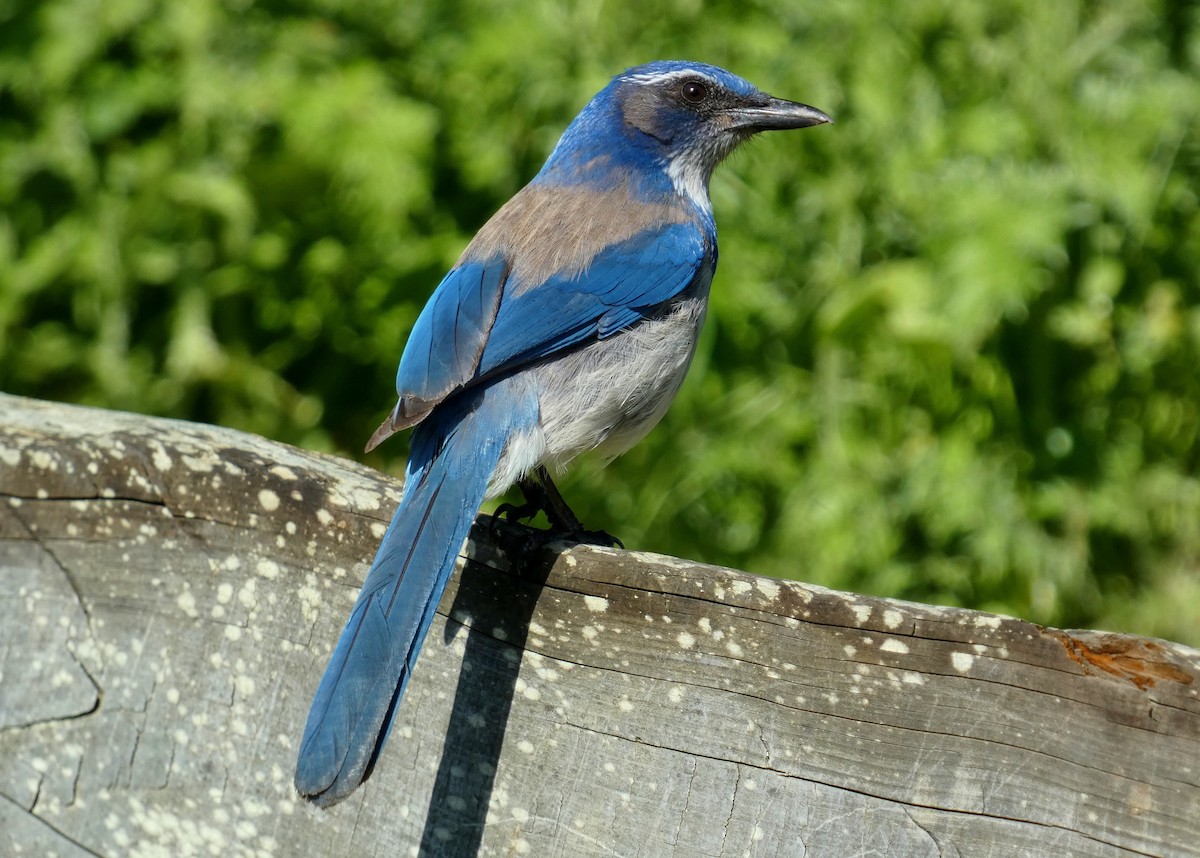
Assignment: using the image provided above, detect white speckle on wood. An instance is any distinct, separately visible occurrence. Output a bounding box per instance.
[182,452,218,473]
[533,664,559,683]
[882,609,904,630]
[350,488,383,511]
[951,652,976,673]
[176,590,198,618]
[880,638,910,655]
[238,580,257,609]
[755,579,781,601]
[30,450,55,470]
[676,631,696,649]
[151,446,173,471]
[258,489,280,511]
[583,595,608,613]
[851,604,872,624]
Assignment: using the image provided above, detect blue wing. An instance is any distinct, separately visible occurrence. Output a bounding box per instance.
[382,220,709,437]
[379,260,509,432]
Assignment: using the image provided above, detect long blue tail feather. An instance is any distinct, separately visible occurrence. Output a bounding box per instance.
[295,385,531,806]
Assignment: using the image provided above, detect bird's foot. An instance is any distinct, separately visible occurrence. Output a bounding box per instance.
[491,465,624,557]
[504,525,624,557]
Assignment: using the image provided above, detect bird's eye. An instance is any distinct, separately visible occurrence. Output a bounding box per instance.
[680,80,709,104]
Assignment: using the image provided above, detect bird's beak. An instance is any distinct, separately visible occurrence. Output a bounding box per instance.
[727,97,833,132]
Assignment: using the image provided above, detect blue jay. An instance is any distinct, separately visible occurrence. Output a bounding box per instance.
[295,60,830,806]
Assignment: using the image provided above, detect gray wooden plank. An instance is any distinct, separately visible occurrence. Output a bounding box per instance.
[1,392,1197,857]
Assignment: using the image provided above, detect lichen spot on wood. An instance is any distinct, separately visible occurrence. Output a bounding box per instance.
[951,652,976,673]
[151,446,173,471]
[755,579,780,601]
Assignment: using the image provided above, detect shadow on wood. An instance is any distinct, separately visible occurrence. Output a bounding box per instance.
[419,531,554,856]
[1,393,1198,857]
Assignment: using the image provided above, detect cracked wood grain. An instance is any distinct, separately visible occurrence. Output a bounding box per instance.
[0,392,1198,858]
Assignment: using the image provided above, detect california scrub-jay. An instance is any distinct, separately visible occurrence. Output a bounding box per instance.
[295,60,830,807]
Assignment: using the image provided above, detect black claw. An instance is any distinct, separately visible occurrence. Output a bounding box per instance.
[493,500,539,525]
[568,529,624,549]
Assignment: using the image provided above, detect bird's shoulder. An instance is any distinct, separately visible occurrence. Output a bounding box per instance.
[461,175,712,290]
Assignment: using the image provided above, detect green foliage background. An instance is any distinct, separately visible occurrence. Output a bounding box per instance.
[3,0,1198,644]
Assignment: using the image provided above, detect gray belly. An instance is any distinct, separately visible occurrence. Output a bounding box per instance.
[533,294,708,469]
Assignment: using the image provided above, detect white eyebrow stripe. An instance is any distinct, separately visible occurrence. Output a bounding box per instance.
[624,69,715,87]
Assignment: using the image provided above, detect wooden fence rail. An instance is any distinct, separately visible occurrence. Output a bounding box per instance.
[1,393,1197,857]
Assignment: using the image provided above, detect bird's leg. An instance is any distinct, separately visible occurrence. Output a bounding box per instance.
[492,466,583,530]
[533,466,624,549]
[491,466,623,548]
[530,466,584,533]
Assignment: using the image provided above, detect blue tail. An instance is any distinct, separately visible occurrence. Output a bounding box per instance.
[294,384,532,806]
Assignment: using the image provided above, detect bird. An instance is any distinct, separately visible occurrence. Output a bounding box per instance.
[294,59,831,807]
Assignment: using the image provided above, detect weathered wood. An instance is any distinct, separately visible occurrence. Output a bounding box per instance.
[1,392,1197,858]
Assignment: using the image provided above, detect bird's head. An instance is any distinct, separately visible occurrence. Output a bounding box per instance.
[539,60,831,209]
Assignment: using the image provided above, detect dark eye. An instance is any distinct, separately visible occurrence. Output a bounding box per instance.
[680,80,709,104]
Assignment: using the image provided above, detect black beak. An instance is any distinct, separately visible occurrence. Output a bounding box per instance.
[727,96,833,132]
